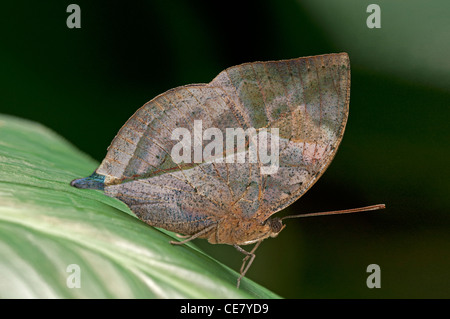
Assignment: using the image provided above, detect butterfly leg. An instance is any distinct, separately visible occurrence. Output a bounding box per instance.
[170,224,216,245]
[233,240,262,288]
[175,233,190,238]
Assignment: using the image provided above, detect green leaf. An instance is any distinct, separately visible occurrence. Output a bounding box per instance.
[0,114,280,299]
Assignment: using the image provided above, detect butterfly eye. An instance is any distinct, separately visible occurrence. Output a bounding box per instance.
[269,218,283,233]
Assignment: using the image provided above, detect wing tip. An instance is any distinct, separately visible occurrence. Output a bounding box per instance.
[70,171,105,190]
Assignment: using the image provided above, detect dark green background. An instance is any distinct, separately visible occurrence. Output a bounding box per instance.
[2,0,449,298]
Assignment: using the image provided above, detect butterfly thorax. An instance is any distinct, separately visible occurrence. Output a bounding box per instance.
[206,216,285,246]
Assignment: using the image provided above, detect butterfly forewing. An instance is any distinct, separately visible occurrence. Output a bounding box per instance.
[260,54,350,219]
[209,53,350,221]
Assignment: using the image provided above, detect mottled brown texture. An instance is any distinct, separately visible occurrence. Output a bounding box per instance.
[93,53,350,246]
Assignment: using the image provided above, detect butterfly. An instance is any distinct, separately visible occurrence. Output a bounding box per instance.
[71,53,385,288]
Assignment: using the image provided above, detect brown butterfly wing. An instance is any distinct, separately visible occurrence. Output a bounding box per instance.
[95,53,350,235]
[96,84,262,235]
[209,53,350,221]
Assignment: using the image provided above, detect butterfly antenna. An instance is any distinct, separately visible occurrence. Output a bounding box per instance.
[281,204,385,220]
